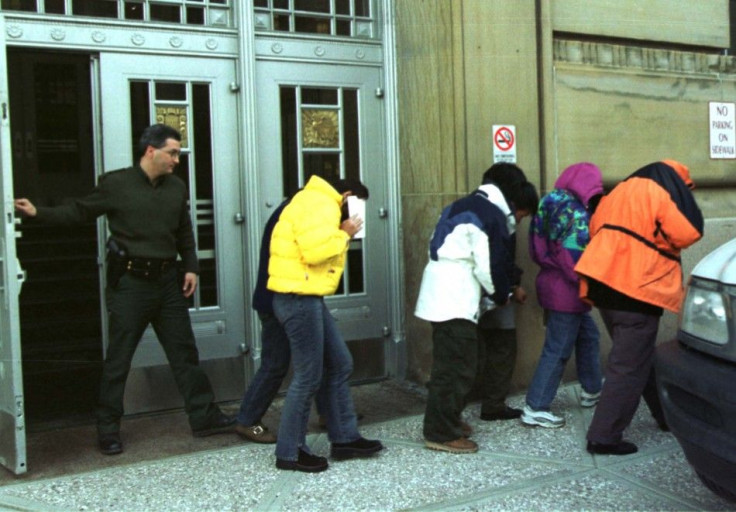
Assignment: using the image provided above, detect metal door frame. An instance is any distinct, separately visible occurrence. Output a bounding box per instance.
[0,14,27,475]
[96,51,247,413]
[237,0,405,378]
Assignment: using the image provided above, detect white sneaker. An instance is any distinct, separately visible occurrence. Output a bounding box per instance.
[580,390,601,408]
[520,405,565,428]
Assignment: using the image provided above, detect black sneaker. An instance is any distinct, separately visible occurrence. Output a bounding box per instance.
[331,437,384,460]
[192,411,236,437]
[98,433,123,456]
[276,449,329,473]
[586,440,638,455]
[480,406,522,421]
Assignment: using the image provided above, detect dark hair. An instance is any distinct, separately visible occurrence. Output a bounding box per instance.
[588,193,603,215]
[481,163,528,208]
[328,177,370,200]
[516,181,539,213]
[137,124,181,157]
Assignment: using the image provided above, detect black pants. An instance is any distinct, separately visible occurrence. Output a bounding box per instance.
[587,308,660,444]
[423,319,478,442]
[97,269,218,435]
[474,326,517,416]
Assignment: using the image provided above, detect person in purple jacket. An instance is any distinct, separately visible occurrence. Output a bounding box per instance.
[521,162,605,428]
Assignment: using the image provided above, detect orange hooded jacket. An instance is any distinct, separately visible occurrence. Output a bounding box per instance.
[575,161,703,313]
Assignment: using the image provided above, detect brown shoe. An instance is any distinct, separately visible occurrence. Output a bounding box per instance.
[235,423,277,444]
[425,437,478,454]
[460,421,473,437]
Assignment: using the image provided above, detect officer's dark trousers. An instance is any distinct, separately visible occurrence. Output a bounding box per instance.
[423,319,478,443]
[587,308,660,445]
[97,269,218,435]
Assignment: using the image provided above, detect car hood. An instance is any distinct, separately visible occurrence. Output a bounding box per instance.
[692,238,736,285]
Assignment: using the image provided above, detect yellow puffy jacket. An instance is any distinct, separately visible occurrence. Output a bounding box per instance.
[267,175,350,296]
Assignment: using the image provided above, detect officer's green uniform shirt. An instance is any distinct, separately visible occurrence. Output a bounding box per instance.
[35,165,199,274]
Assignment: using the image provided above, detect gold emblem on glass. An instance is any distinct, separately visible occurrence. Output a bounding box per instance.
[156,106,188,148]
[302,109,339,148]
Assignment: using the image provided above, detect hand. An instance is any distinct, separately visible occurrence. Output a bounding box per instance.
[183,272,198,298]
[14,198,37,217]
[340,214,364,238]
[512,286,527,305]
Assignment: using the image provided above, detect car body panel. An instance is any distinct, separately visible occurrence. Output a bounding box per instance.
[656,339,736,499]
[691,238,736,285]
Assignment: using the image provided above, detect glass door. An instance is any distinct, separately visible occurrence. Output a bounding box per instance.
[98,53,246,412]
[256,60,390,380]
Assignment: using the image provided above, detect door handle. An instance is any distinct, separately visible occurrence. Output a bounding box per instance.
[15,258,25,294]
[233,212,245,224]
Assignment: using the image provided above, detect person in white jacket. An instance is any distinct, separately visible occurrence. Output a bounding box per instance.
[416,163,533,454]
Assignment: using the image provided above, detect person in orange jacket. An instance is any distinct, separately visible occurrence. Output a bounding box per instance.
[574,160,703,456]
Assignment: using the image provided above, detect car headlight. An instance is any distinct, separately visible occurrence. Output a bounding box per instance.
[680,281,730,345]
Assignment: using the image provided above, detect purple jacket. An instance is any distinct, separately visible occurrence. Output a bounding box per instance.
[529,162,603,313]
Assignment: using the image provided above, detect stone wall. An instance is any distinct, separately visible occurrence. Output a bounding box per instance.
[395,0,735,392]
[396,0,542,386]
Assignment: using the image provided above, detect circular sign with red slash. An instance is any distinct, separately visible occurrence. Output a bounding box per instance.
[494,126,514,151]
[492,124,517,163]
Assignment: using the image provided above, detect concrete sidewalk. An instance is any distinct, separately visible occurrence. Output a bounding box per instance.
[0,381,733,511]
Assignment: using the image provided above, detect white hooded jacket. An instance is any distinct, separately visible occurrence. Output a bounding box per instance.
[414,184,514,323]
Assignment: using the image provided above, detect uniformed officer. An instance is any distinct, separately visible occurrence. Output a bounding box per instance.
[14,123,235,455]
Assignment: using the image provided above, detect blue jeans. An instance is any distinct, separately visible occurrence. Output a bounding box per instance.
[525,310,602,410]
[272,293,359,461]
[236,312,290,427]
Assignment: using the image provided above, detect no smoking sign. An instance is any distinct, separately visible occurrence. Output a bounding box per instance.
[492,124,516,163]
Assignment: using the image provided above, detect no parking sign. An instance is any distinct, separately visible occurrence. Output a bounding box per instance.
[710,102,736,159]
[492,124,516,163]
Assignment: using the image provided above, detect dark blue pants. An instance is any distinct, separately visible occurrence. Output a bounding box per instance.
[237,312,290,426]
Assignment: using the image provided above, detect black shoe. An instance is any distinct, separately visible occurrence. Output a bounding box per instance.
[98,433,123,455]
[586,440,638,455]
[331,437,384,460]
[192,411,236,437]
[276,449,329,473]
[480,406,522,421]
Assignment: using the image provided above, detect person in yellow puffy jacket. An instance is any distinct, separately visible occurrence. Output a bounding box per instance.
[575,160,703,456]
[267,174,383,473]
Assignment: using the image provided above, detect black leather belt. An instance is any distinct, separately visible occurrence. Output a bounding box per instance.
[125,257,176,279]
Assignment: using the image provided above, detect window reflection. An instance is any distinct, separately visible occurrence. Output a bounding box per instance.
[0,0,231,27]
[254,0,374,38]
[72,0,118,18]
[279,85,365,296]
[129,80,219,308]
